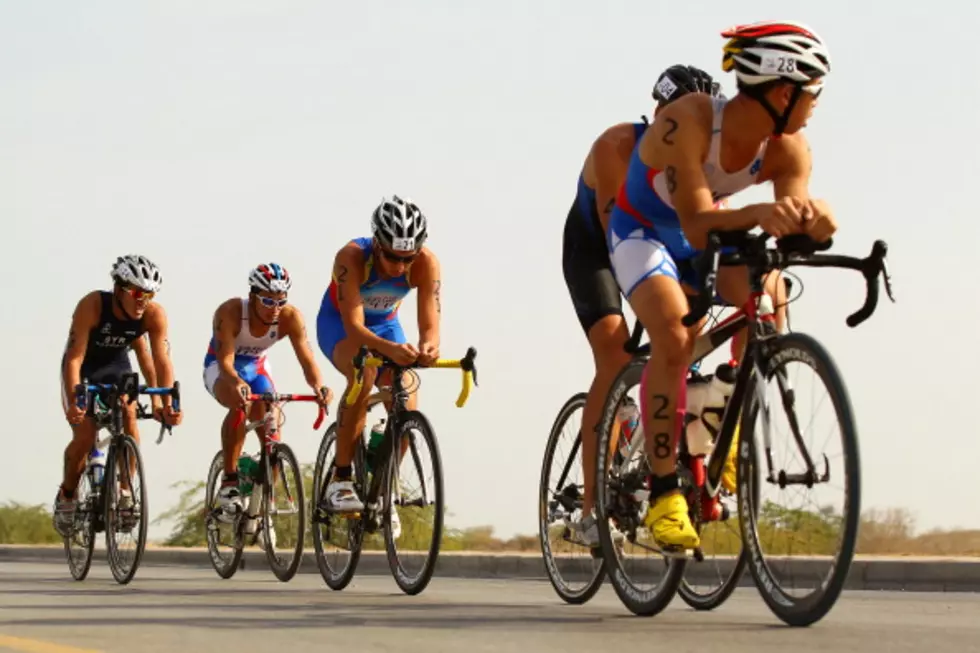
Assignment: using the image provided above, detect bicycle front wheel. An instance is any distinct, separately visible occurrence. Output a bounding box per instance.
[538,392,605,605]
[262,441,306,582]
[311,423,366,590]
[384,410,444,596]
[204,450,243,579]
[104,435,148,585]
[738,332,861,627]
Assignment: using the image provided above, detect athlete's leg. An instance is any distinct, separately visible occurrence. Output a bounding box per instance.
[316,310,376,513]
[610,230,701,550]
[726,269,789,361]
[54,380,98,536]
[561,207,632,520]
[205,360,251,512]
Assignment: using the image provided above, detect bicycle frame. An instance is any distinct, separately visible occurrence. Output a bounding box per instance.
[231,392,325,521]
[341,345,477,528]
[616,230,894,505]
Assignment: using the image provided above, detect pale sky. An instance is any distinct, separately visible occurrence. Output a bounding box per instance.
[3,1,978,542]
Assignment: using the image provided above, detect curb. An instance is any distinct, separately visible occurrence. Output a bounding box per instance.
[2,546,978,592]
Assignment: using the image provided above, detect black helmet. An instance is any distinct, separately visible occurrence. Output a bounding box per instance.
[652,64,722,105]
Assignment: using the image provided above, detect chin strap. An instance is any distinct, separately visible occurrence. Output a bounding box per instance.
[744,84,804,137]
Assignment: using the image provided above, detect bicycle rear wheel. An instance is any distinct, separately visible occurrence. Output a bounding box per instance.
[64,470,97,581]
[204,450,244,579]
[538,392,606,604]
[384,410,444,596]
[595,358,686,617]
[738,332,861,627]
[262,441,306,582]
[311,423,367,590]
[104,435,148,585]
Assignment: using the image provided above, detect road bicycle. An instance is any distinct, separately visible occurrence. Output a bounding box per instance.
[593,231,894,625]
[63,372,180,585]
[538,274,771,608]
[203,391,325,582]
[312,345,477,595]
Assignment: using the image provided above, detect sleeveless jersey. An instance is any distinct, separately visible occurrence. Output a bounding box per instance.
[321,237,412,326]
[612,97,769,261]
[78,291,147,374]
[576,122,649,235]
[203,298,280,366]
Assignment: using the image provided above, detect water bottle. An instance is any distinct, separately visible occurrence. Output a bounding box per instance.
[88,442,107,486]
[237,454,259,497]
[365,418,386,472]
[685,362,737,456]
[617,399,640,444]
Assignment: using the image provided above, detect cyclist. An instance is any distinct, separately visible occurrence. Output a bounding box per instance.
[562,64,722,548]
[607,20,837,552]
[205,263,334,525]
[54,255,182,537]
[315,195,441,538]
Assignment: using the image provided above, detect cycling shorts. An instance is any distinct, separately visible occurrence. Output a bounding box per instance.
[607,209,699,298]
[562,199,624,334]
[59,354,132,414]
[316,308,407,368]
[203,356,275,398]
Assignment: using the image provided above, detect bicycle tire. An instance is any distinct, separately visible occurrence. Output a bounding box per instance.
[64,470,97,582]
[104,434,148,585]
[737,332,861,627]
[204,450,243,579]
[595,357,686,617]
[538,392,606,605]
[384,410,444,596]
[312,423,366,591]
[262,441,306,582]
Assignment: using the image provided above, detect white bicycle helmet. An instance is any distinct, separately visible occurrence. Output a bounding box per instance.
[371,195,427,252]
[721,20,831,87]
[111,255,163,293]
[248,263,292,294]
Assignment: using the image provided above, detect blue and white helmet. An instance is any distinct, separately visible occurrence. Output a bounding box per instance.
[111,254,163,293]
[248,263,292,294]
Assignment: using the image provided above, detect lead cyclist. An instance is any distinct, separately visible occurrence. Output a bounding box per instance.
[606,20,838,553]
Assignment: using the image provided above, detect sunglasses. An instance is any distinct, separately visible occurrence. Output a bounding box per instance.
[257,296,288,308]
[801,82,824,98]
[122,286,154,301]
[379,248,417,264]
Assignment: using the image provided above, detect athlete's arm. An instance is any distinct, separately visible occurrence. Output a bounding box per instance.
[132,334,160,408]
[62,292,100,410]
[143,303,176,405]
[591,124,635,235]
[765,131,836,241]
[763,131,811,200]
[333,244,400,357]
[412,248,441,365]
[281,307,328,393]
[212,300,241,386]
[645,97,772,250]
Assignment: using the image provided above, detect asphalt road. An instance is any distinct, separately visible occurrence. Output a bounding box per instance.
[0,561,977,653]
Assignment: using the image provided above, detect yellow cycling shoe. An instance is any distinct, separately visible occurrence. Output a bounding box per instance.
[721,422,739,495]
[643,492,700,551]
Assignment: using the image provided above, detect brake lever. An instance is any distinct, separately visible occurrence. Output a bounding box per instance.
[881,258,896,303]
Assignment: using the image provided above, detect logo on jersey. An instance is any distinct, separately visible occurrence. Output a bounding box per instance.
[750,159,762,175]
[363,294,400,312]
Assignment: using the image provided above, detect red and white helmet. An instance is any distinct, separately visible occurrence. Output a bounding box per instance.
[721,21,831,87]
